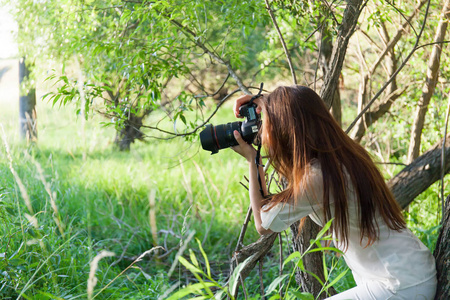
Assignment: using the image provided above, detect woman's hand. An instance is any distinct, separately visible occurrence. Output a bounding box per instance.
[233,94,263,118]
[231,130,256,163]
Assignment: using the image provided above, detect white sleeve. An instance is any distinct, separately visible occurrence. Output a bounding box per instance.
[260,164,324,232]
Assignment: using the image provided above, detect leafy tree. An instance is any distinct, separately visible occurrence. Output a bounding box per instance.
[12,0,277,150]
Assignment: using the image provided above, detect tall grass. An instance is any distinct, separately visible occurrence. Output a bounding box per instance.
[0,99,260,298]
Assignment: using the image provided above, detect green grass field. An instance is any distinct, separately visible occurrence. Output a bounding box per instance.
[0,78,445,299]
[1,91,270,299]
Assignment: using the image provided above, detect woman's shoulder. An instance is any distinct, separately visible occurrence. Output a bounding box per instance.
[307,159,356,193]
[306,159,323,179]
[309,158,321,170]
[301,159,324,192]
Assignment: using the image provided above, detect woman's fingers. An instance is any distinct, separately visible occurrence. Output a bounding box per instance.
[233,130,245,145]
[234,95,253,118]
[231,130,257,162]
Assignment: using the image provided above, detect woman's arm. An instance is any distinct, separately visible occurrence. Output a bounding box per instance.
[232,130,273,236]
[248,161,273,235]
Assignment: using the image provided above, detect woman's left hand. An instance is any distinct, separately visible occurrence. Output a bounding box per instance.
[231,130,256,163]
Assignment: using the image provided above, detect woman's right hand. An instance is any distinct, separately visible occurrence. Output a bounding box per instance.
[233,94,263,118]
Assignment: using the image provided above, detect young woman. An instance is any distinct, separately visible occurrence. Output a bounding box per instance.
[231,85,437,300]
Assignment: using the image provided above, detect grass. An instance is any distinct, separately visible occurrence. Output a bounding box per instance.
[0,98,264,299]
[0,94,446,299]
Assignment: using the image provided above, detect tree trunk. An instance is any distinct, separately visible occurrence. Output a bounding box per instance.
[114,112,146,151]
[407,0,450,163]
[19,57,37,142]
[319,26,342,127]
[290,220,330,299]
[388,133,450,209]
[434,196,450,300]
[319,0,364,108]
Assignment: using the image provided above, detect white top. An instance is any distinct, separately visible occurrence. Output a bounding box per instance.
[260,161,436,292]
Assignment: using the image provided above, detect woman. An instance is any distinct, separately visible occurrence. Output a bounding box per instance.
[231,85,437,300]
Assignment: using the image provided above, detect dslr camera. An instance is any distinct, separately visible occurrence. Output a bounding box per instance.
[200,102,261,154]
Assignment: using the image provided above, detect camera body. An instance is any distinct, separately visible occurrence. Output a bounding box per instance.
[200,102,260,154]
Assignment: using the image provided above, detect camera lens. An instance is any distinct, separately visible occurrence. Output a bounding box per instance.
[200,122,241,154]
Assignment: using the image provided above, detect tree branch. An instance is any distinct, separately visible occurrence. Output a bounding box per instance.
[389,133,450,208]
[346,0,432,134]
[168,18,251,94]
[350,5,421,142]
[407,0,450,162]
[320,0,366,105]
[264,0,297,84]
[139,89,241,139]
[229,232,278,295]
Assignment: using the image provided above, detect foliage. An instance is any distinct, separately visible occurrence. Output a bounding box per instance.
[10,0,276,148]
[167,220,348,299]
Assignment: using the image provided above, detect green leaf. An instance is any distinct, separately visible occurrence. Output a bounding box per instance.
[228,255,254,295]
[214,290,226,300]
[178,256,202,274]
[265,274,289,296]
[323,251,328,281]
[189,249,199,268]
[165,282,216,300]
[196,238,211,278]
[315,218,333,241]
[60,76,69,84]
[5,207,15,216]
[303,269,324,286]
[307,247,344,255]
[37,291,65,300]
[283,251,301,268]
[8,258,26,266]
[323,268,349,291]
[41,92,53,100]
[296,258,305,271]
[290,291,314,300]
[27,228,36,237]
[180,113,187,125]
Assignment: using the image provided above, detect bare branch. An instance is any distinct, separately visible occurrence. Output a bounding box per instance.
[348,0,427,141]
[407,0,450,162]
[384,0,418,37]
[264,0,297,84]
[230,233,278,294]
[235,206,253,252]
[168,18,251,94]
[346,0,432,134]
[193,74,230,99]
[140,89,241,138]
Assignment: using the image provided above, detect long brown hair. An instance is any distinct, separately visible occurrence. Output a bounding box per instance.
[261,85,405,247]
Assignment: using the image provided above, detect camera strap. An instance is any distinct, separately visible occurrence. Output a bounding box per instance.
[255,141,266,198]
[249,82,264,105]
[252,82,265,198]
